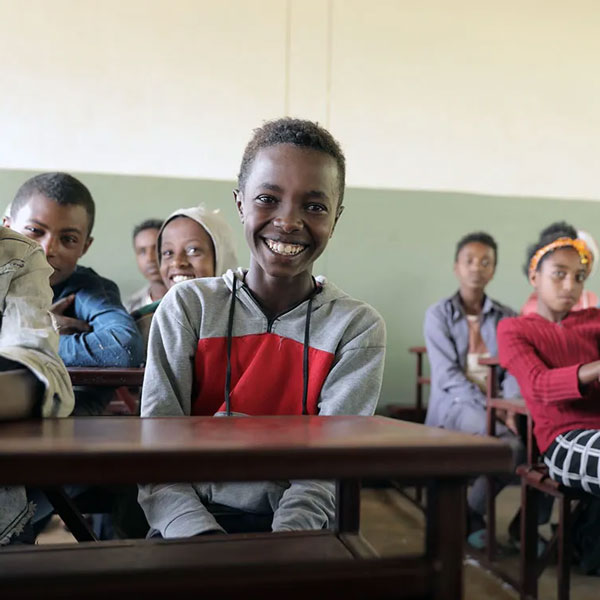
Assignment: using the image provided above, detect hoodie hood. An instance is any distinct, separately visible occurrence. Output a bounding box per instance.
[157,205,239,277]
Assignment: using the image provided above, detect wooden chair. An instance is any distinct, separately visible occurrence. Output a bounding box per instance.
[481,358,587,600]
[386,346,430,423]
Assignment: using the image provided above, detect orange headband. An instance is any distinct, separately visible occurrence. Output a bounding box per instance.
[529,237,592,277]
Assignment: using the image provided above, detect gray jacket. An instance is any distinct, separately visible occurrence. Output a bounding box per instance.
[139,269,386,537]
[424,292,520,428]
[0,227,74,544]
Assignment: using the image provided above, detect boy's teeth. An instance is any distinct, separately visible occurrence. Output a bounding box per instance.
[172,275,195,283]
[265,239,305,256]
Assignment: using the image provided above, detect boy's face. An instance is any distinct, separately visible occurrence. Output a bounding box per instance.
[133,228,162,284]
[454,242,496,292]
[159,216,215,289]
[234,144,343,281]
[530,248,586,315]
[4,193,92,286]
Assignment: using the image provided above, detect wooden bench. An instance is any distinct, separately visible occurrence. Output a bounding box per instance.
[0,415,512,599]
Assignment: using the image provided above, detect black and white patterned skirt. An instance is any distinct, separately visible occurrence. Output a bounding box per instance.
[544,429,600,497]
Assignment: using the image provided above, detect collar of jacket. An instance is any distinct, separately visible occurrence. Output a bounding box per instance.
[449,290,495,322]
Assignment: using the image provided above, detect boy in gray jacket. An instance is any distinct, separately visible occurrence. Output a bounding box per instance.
[139,118,386,537]
[0,226,74,545]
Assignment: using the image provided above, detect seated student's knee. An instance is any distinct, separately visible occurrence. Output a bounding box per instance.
[443,401,487,436]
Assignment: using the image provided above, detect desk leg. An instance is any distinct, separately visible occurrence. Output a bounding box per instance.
[427,480,466,600]
[43,487,98,542]
[335,479,361,534]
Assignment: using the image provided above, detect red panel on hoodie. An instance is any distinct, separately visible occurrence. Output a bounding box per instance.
[192,333,335,416]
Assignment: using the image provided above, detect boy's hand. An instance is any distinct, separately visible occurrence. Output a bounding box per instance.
[50,295,91,335]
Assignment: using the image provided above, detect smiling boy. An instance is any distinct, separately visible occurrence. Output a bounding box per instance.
[4,172,144,414]
[139,118,386,537]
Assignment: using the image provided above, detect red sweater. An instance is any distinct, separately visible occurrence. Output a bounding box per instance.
[497,308,600,453]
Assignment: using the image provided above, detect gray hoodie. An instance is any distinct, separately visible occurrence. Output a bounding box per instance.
[139,269,386,537]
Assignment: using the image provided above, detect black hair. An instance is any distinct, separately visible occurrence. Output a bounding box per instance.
[455,231,498,265]
[237,117,346,204]
[132,218,164,241]
[11,172,95,236]
[524,221,579,276]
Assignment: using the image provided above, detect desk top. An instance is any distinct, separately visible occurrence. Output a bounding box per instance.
[67,367,144,387]
[0,416,512,486]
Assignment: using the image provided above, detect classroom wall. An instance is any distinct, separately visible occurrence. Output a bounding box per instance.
[3,1,600,408]
[2,169,599,409]
[2,0,600,200]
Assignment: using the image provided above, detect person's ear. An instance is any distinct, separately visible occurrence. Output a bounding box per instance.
[528,270,537,287]
[233,189,244,223]
[81,236,94,257]
[329,205,344,238]
[3,215,11,227]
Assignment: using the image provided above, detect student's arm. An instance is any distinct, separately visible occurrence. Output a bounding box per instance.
[0,244,74,417]
[138,289,224,537]
[57,278,144,368]
[497,319,584,404]
[272,307,386,532]
[424,304,487,406]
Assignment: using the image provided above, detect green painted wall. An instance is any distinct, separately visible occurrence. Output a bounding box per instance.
[2,169,599,409]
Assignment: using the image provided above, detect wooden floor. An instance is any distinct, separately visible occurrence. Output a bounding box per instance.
[36,485,599,599]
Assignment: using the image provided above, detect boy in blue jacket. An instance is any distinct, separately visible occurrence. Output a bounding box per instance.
[4,172,143,414]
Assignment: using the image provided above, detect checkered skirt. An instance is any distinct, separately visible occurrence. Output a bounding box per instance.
[544,429,600,497]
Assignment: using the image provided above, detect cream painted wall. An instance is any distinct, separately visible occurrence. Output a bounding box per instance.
[1,0,600,199]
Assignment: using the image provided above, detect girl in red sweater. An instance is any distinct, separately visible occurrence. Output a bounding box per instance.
[498,222,600,497]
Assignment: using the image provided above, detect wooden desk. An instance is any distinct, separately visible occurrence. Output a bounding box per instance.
[0,416,512,599]
[67,367,145,387]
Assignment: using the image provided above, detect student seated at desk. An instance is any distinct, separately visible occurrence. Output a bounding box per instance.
[424,231,523,547]
[139,118,386,537]
[130,205,239,347]
[4,172,144,414]
[498,222,600,571]
[0,227,74,545]
[125,219,167,313]
[498,223,600,496]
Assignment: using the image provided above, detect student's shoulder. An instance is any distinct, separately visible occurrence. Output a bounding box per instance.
[497,312,538,337]
[424,293,458,323]
[316,278,385,348]
[488,296,517,318]
[159,275,229,310]
[62,266,120,296]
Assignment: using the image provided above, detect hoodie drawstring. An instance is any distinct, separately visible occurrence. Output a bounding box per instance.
[224,276,238,416]
[301,296,313,415]
[224,275,316,417]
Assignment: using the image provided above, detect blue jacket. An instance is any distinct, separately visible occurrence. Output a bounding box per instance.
[424,291,520,428]
[52,266,144,368]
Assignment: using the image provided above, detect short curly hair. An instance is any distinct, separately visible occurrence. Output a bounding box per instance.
[523,221,578,277]
[455,231,498,265]
[11,172,95,235]
[237,118,346,204]
[132,218,163,241]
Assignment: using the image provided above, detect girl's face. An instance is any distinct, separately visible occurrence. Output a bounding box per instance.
[454,242,496,293]
[159,217,215,289]
[530,247,587,317]
[234,144,342,283]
